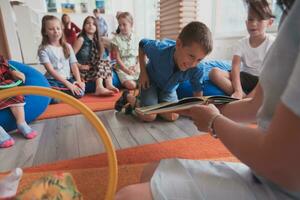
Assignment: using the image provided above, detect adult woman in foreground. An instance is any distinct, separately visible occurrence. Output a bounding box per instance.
[115,0,300,199]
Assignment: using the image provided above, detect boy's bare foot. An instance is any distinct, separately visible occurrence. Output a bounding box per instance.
[95,87,114,96]
[107,85,119,93]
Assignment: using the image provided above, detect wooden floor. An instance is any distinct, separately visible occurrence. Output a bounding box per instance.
[0,110,202,172]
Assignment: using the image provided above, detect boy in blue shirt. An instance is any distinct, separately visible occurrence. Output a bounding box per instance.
[115,21,213,122]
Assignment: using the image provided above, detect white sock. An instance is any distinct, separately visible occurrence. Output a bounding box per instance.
[0,168,23,198]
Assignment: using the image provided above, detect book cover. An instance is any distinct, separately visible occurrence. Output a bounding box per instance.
[136,95,237,115]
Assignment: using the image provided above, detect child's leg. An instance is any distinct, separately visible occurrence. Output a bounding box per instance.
[123,80,137,90]
[157,89,179,122]
[209,68,234,95]
[105,77,119,93]
[126,93,156,121]
[0,126,14,148]
[95,78,114,96]
[10,106,37,139]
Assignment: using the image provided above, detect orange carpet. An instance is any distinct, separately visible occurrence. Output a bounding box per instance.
[24,134,238,173]
[37,93,121,120]
[4,134,239,200]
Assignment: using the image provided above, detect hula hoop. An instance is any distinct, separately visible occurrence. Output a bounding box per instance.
[0,64,23,89]
[0,86,118,200]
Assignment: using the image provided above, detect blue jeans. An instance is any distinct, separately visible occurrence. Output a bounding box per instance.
[139,84,178,107]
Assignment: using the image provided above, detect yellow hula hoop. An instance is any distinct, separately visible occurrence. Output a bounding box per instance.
[0,86,118,200]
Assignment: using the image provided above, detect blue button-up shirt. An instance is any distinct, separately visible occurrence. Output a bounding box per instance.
[139,39,204,93]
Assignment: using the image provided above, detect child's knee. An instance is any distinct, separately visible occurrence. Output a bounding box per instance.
[123,81,136,90]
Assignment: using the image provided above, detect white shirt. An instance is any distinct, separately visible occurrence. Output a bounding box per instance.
[234,34,275,76]
[39,44,77,79]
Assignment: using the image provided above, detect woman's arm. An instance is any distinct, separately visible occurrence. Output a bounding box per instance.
[214,102,300,190]
[230,55,244,98]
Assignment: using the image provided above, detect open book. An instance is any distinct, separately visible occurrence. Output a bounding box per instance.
[135,95,237,115]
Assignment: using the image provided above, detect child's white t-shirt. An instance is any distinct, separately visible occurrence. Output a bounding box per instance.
[234,34,275,76]
[39,44,77,79]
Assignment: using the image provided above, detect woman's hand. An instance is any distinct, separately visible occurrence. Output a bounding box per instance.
[139,71,150,89]
[178,104,220,132]
[11,70,25,82]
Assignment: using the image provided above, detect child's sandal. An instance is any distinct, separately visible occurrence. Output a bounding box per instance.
[114,90,130,112]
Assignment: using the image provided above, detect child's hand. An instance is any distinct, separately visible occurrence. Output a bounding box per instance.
[67,82,83,96]
[11,70,25,82]
[75,81,85,91]
[124,67,135,75]
[139,71,150,89]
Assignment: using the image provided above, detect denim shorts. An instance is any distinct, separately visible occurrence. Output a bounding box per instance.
[139,83,178,107]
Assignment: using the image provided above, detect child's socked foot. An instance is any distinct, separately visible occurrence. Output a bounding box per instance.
[0,126,15,148]
[95,87,114,96]
[17,123,38,139]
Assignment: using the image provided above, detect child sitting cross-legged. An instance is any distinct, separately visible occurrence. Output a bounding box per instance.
[38,15,85,103]
[73,16,119,96]
[115,21,213,122]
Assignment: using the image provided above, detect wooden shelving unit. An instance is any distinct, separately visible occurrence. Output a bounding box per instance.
[156,0,198,40]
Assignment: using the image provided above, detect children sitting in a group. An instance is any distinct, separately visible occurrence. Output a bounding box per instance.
[209,0,275,99]
[111,12,140,90]
[61,14,81,46]
[115,21,213,122]
[38,15,85,103]
[73,16,119,96]
[0,56,37,148]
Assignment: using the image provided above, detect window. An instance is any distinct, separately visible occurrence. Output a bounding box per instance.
[208,0,282,38]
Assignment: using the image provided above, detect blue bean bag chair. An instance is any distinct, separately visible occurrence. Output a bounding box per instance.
[177,60,231,99]
[0,61,51,132]
[85,70,121,93]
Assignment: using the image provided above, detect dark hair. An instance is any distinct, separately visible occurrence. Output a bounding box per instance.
[38,15,70,58]
[246,0,275,20]
[61,13,69,26]
[178,21,213,55]
[277,0,295,13]
[93,8,98,14]
[79,16,104,57]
